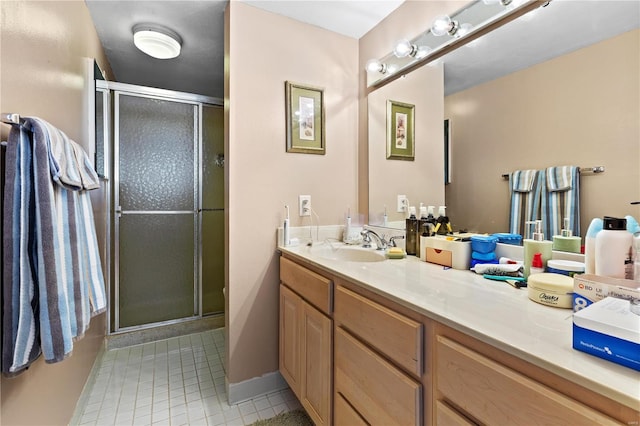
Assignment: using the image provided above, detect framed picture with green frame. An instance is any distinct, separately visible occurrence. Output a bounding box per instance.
[285,81,325,155]
[386,100,415,161]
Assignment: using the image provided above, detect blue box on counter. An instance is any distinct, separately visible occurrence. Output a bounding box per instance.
[572,297,640,371]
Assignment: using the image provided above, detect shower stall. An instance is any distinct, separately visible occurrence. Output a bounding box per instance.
[95,81,224,335]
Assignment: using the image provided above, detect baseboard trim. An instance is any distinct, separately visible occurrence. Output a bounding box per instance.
[227,371,288,405]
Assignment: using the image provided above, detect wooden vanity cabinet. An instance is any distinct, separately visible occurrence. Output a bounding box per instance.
[279,257,333,425]
[279,255,639,426]
[432,324,636,426]
[334,282,424,425]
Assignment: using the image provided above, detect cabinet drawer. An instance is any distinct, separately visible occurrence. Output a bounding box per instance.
[335,392,368,426]
[435,400,475,426]
[280,257,332,315]
[435,336,620,425]
[335,327,421,425]
[335,285,423,376]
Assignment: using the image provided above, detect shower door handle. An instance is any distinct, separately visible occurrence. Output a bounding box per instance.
[116,206,122,218]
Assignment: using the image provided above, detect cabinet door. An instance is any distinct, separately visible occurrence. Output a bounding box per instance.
[301,302,332,425]
[279,284,302,397]
[335,326,422,425]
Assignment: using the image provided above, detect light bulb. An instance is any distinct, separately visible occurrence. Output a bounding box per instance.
[456,23,473,38]
[366,59,386,74]
[414,45,432,59]
[430,15,457,36]
[393,39,416,58]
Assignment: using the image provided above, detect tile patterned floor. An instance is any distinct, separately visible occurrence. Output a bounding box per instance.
[74,328,301,426]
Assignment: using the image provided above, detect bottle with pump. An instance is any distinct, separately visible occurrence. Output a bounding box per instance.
[595,216,633,279]
[552,217,582,253]
[405,206,419,255]
[416,204,428,256]
[425,206,437,236]
[523,220,553,279]
[434,206,452,235]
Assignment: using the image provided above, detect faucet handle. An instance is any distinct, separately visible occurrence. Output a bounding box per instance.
[389,235,405,247]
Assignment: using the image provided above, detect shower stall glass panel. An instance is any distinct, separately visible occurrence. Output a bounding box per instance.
[115,93,198,329]
[201,105,225,315]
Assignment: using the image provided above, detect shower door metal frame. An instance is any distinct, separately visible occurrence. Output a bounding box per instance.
[97,80,222,334]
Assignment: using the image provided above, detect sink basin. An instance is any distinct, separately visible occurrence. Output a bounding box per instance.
[309,244,386,263]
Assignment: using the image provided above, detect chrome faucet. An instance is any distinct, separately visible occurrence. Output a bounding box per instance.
[360,229,388,250]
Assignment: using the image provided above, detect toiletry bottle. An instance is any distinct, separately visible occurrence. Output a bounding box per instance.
[552,217,582,253]
[523,220,553,279]
[343,208,353,243]
[419,203,430,236]
[584,217,603,274]
[405,206,419,256]
[434,206,452,235]
[425,206,437,236]
[595,216,633,279]
[530,253,544,275]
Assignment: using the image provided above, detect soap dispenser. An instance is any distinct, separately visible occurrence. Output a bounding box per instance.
[405,206,419,256]
[552,217,581,253]
[523,220,553,279]
[434,206,452,235]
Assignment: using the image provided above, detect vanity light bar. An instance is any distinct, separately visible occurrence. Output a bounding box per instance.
[366,0,551,89]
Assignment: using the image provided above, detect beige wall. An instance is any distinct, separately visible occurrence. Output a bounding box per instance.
[1,1,113,424]
[445,29,640,236]
[225,2,359,384]
[358,1,465,217]
[367,63,445,224]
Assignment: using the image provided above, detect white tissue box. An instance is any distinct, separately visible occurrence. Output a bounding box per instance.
[573,274,640,313]
[572,297,640,371]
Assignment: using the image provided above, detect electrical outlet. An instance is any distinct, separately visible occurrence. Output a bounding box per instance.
[299,195,311,216]
[397,195,408,213]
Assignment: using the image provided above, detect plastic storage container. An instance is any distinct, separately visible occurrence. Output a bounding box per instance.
[546,259,585,277]
[470,235,498,254]
[492,233,522,245]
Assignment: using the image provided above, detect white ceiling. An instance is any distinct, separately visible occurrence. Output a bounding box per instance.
[85,0,640,99]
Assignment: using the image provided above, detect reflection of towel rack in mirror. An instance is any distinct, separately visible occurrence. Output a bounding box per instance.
[2,113,28,146]
[501,166,605,180]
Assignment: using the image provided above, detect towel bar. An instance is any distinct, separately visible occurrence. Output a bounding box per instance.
[1,112,27,127]
[501,166,605,179]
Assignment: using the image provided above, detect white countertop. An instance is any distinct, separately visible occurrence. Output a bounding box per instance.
[279,242,640,411]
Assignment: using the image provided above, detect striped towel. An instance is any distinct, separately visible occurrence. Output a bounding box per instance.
[2,117,106,375]
[509,170,542,237]
[542,166,580,238]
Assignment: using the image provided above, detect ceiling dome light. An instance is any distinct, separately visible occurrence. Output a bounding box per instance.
[133,24,182,59]
[393,39,418,58]
[430,15,459,36]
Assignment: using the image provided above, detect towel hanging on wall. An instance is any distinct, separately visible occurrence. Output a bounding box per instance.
[541,165,580,239]
[2,117,106,375]
[509,169,542,237]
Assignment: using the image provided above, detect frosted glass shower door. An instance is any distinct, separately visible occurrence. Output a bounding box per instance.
[115,93,198,329]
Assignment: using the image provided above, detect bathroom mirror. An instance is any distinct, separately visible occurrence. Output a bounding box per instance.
[367,1,640,241]
[367,63,445,229]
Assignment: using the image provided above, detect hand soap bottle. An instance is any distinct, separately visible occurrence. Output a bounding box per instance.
[523,220,553,279]
[405,206,419,256]
[552,217,582,253]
